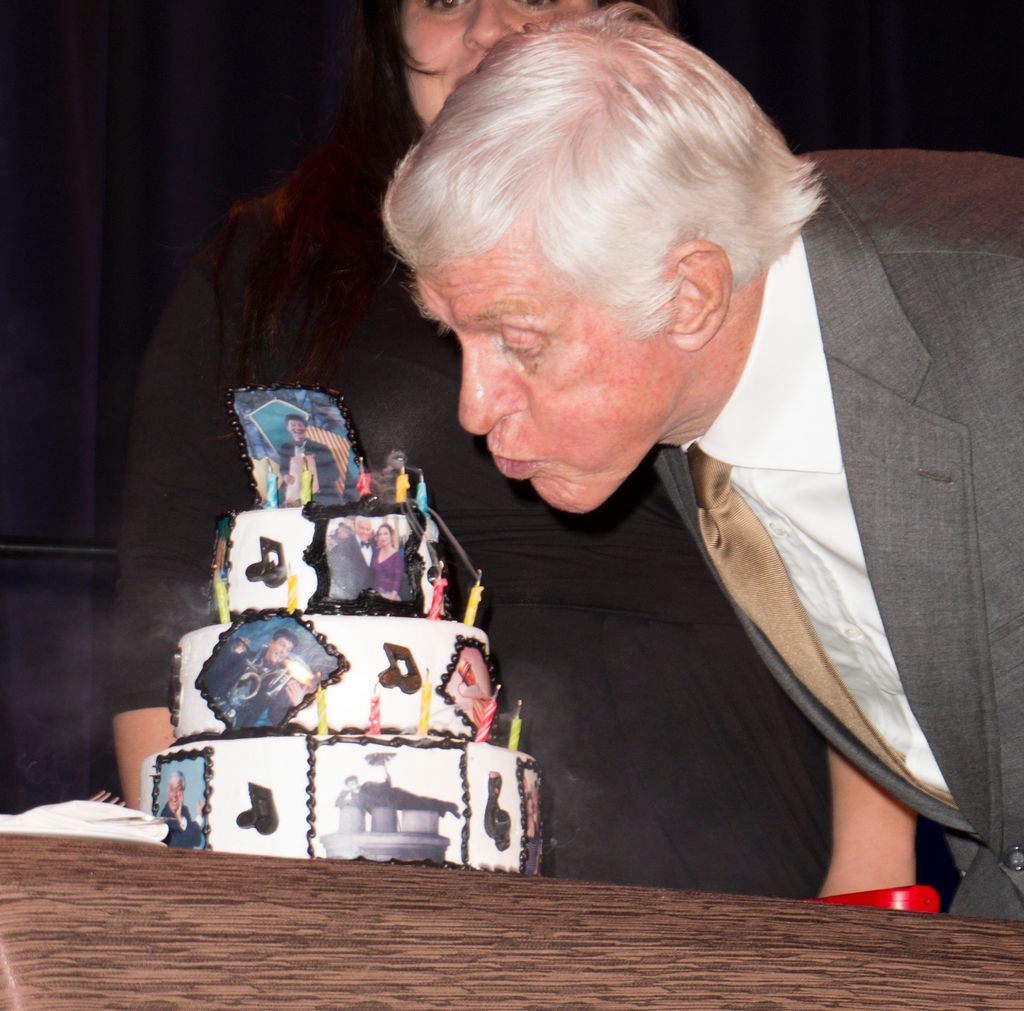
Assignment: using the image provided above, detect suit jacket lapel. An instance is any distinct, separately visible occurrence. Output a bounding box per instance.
[804,189,1000,841]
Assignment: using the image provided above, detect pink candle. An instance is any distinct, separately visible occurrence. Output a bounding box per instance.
[356,460,371,498]
[474,691,499,744]
[368,693,381,735]
[427,573,447,620]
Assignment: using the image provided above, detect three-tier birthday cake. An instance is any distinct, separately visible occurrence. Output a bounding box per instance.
[141,385,540,874]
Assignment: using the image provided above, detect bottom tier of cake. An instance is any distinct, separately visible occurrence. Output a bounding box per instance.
[142,735,541,874]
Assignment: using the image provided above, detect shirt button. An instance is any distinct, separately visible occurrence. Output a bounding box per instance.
[767,521,788,537]
[842,626,865,641]
[1004,845,1024,872]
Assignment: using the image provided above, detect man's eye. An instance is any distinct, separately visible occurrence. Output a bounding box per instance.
[503,339,543,360]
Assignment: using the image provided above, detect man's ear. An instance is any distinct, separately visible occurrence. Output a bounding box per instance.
[664,241,733,351]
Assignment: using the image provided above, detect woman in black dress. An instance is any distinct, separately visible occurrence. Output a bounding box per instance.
[111,0,830,895]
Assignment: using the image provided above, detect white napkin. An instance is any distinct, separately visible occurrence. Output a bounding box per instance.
[0,800,168,845]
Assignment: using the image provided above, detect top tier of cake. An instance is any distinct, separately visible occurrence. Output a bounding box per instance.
[217,503,442,619]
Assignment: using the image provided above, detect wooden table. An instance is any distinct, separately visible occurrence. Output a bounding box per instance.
[1,835,1022,1009]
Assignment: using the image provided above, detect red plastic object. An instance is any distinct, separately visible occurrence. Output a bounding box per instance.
[810,885,939,913]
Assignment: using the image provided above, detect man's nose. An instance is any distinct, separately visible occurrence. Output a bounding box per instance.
[458,344,520,437]
[464,0,528,53]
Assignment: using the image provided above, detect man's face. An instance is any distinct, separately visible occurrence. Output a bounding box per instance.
[264,635,295,667]
[417,234,695,513]
[286,418,307,441]
[167,777,184,815]
[355,518,373,545]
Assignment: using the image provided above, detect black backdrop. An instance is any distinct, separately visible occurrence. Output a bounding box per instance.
[2,0,1021,894]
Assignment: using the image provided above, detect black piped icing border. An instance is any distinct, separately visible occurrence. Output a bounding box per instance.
[194,609,349,732]
[168,645,183,733]
[305,734,317,859]
[303,499,432,617]
[152,746,215,851]
[225,384,366,508]
[308,735,472,869]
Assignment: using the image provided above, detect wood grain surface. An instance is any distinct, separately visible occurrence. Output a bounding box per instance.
[1,834,1022,1009]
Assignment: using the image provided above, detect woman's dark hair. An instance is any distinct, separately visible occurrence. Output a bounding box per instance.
[217,0,679,384]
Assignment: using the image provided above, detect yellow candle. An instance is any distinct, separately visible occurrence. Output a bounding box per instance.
[286,572,298,613]
[213,577,230,624]
[463,578,484,626]
[418,675,432,736]
[395,468,410,503]
[316,685,328,735]
[299,461,313,505]
[508,699,523,752]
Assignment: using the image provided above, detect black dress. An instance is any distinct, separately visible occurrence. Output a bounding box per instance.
[111,221,830,896]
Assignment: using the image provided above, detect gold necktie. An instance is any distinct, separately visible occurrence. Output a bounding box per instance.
[687,442,946,799]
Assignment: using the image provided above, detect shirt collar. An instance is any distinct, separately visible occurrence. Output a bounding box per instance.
[697,237,842,474]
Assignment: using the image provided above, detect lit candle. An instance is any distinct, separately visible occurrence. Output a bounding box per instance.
[213,577,230,624]
[356,459,371,499]
[395,467,410,503]
[368,691,381,735]
[299,460,313,505]
[474,687,499,745]
[507,699,523,752]
[427,568,447,621]
[418,675,432,736]
[316,684,328,735]
[463,576,484,626]
[415,475,429,511]
[265,470,278,509]
[286,570,298,614]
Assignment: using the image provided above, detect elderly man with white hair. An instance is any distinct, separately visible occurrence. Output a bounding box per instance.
[383,5,1024,918]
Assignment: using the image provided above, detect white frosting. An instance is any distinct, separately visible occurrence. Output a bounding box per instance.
[142,736,536,873]
[226,508,319,613]
[175,615,492,740]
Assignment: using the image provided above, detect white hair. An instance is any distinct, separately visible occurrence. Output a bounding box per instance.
[384,4,822,335]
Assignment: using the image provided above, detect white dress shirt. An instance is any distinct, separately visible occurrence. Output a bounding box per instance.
[694,238,948,793]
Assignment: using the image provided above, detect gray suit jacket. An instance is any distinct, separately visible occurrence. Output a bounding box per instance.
[656,149,1024,918]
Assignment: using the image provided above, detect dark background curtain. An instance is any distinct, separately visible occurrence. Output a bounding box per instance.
[2,0,1021,892]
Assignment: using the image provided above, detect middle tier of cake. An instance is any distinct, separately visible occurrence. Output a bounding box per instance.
[174,614,496,741]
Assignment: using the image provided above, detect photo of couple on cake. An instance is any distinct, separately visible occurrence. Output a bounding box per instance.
[325,514,413,603]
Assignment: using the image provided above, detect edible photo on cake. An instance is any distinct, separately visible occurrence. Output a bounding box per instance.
[305,500,435,616]
[311,739,466,866]
[197,613,347,730]
[324,513,415,603]
[229,386,364,507]
[153,750,211,850]
[442,639,496,733]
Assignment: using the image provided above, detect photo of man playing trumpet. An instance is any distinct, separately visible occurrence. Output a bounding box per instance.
[199,617,338,729]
